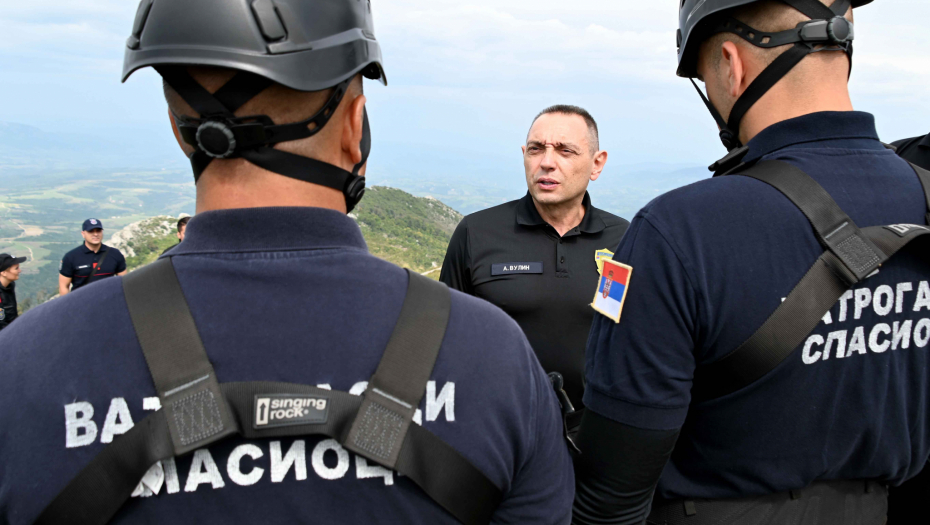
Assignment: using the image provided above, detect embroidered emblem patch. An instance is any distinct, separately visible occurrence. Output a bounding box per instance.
[594,248,615,275]
[591,260,632,323]
[0,309,5,321]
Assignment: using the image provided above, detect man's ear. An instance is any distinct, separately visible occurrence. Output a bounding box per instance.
[169,110,195,156]
[720,40,746,99]
[341,93,367,167]
[590,150,608,182]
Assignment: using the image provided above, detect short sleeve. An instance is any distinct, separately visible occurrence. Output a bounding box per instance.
[113,250,127,273]
[59,253,74,278]
[439,220,473,295]
[583,214,699,431]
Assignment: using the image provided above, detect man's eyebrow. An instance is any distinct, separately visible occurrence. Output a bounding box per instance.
[525,140,582,150]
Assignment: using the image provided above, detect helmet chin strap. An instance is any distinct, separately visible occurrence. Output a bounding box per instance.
[696,0,854,152]
[159,66,370,213]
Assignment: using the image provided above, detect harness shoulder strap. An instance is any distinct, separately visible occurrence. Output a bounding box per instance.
[692,161,930,401]
[909,162,930,225]
[37,261,501,525]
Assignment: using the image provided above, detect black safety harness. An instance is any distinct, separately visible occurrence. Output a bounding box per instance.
[691,159,930,401]
[36,262,502,524]
[692,0,855,153]
[158,66,370,212]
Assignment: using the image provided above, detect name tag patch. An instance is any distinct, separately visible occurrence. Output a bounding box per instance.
[491,262,543,276]
[253,394,329,429]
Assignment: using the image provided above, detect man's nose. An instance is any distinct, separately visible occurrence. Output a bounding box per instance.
[540,147,558,170]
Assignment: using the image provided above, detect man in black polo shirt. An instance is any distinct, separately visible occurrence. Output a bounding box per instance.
[58,218,127,295]
[440,105,629,411]
[893,132,930,170]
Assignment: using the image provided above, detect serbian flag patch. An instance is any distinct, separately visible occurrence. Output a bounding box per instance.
[591,259,633,323]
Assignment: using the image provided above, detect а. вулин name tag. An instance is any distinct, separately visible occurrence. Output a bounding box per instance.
[591,259,632,323]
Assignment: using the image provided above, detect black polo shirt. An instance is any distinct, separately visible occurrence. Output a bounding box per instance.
[892,133,930,170]
[440,192,629,408]
[0,282,17,331]
[60,243,127,291]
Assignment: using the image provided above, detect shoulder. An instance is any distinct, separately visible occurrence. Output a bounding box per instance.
[459,199,522,229]
[591,206,630,231]
[637,173,768,228]
[62,245,82,259]
[891,135,924,153]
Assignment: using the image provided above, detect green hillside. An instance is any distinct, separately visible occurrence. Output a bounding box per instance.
[114,187,462,278]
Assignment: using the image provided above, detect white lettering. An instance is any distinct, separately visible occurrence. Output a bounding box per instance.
[311,439,350,480]
[349,382,368,396]
[802,335,825,364]
[426,381,455,422]
[824,330,848,360]
[838,290,853,322]
[64,402,97,448]
[270,440,307,483]
[164,458,181,494]
[914,282,930,312]
[184,449,225,492]
[316,384,332,390]
[873,286,894,316]
[854,288,872,320]
[413,409,423,426]
[915,319,930,348]
[823,310,833,325]
[896,283,914,314]
[869,323,891,353]
[227,444,264,486]
[892,321,913,350]
[100,398,134,444]
[847,326,867,356]
[356,456,394,486]
[142,397,161,411]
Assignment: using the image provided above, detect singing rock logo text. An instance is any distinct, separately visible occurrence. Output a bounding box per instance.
[255,395,329,429]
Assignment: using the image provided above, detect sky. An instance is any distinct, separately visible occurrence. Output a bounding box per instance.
[1,0,929,181]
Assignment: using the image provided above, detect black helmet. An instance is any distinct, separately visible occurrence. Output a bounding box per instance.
[122,0,387,212]
[676,0,873,155]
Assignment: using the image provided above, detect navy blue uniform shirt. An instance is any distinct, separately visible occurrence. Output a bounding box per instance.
[60,243,127,290]
[0,207,574,524]
[585,112,930,500]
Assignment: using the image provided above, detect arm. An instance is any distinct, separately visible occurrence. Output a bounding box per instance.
[115,251,128,276]
[58,275,72,296]
[572,410,679,524]
[439,220,474,294]
[577,214,700,523]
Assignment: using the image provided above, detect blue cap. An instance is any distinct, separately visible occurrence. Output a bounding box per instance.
[82,218,103,231]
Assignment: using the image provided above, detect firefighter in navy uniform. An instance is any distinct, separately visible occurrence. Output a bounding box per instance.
[0,253,26,332]
[572,1,930,524]
[0,1,573,524]
[59,218,128,295]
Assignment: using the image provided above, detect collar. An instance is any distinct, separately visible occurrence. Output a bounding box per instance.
[83,243,109,254]
[166,207,368,256]
[743,111,883,163]
[515,192,606,234]
[0,281,12,292]
[920,133,930,149]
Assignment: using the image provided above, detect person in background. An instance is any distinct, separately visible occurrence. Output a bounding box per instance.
[58,218,127,295]
[440,105,629,418]
[892,132,930,170]
[161,216,191,256]
[0,253,26,331]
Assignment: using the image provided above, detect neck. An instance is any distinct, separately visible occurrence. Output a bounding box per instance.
[533,194,587,237]
[197,159,346,213]
[739,57,853,144]
[85,241,101,252]
[0,275,10,288]
[195,159,348,213]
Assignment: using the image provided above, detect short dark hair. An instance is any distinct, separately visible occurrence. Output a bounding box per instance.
[531,105,600,152]
[177,216,191,232]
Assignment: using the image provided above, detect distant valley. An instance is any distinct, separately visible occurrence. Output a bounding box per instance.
[1,121,709,311]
